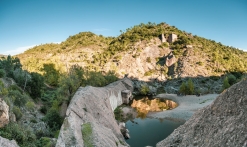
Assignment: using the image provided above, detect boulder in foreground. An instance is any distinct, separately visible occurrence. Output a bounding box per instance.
[56,78,133,147]
[157,78,247,147]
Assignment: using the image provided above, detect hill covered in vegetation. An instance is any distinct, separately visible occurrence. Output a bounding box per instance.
[17,22,247,79]
[16,22,247,95]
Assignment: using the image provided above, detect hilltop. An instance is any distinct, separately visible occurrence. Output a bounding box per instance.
[16,22,247,93]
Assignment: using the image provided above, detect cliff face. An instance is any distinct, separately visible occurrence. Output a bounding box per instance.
[56,78,133,147]
[157,79,247,147]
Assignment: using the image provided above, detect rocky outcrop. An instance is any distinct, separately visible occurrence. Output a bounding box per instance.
[0,136,19,147]
[157,79,247,147]
[104,38,171,81]
[0,98,9,127]
[56,78,133,147]
[121,90,132,104]
[165,52,177,67]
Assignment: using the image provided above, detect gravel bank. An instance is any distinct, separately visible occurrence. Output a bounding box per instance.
[147,94,219,121]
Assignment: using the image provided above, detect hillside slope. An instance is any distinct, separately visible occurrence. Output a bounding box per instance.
[157,78,247,147]
[16,22,247,81]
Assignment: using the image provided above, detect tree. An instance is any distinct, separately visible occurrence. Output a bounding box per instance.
[227,74,236,85]
[0,69,6,78]
[223,77,230,90]
[179,78,194,95]
[28,72,44,98]
[41,64,59,86]
[0,56,22,77]
[187,78,194,95]
[140,84,150,95]
[179,82,187,94]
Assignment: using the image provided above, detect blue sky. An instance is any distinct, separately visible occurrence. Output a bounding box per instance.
[0,0,247,55]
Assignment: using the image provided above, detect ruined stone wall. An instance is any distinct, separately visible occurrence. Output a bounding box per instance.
[168,34,177,43]
[56,78,133,147]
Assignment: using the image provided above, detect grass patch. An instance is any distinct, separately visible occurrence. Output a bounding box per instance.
[81,123,93,147]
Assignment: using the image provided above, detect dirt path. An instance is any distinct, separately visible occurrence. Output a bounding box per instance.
[147,94,218,121]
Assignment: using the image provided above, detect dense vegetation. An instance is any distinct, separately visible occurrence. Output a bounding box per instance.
[0,55,118,147]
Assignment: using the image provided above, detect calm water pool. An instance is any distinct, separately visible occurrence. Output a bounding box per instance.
[125,118,184,147]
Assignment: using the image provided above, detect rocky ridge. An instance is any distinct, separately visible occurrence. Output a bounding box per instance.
[56,78,133,147]
[157,79,247,147]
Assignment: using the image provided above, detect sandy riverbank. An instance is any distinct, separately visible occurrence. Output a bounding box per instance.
[147,94,219,121]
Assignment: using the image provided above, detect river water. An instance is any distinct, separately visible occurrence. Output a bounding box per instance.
[125,96,184,147]
[125,118,184,147]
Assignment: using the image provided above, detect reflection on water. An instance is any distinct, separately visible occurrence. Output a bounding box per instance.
[131,97,177,118]
[125,118,184,147]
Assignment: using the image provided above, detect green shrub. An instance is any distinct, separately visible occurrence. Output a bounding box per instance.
[81,123,93,147]
[40,105,48,114]
[179,78,194,95]
[43,108,63,131]
[0,69,6,78]
[28,72,44,98]
[114,106,124,121]
[179,82,187,94]
[140,84,150,95]
[13,106,23,121]
[8,90,28,107]
[25,101,35,111]
[187,78,194,94]
[144,70,155,76]
[146,57,151,63]
[8,85,22,92]
[0,80,8,96]
[227,74,236,85]
[36,137,55,147]
[0,123,36,147]
[222,77,230,90]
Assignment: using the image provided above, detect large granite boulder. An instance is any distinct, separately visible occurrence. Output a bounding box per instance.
[157,79,247,147]
[0,98,9,127]
[56,78,133,147]
[0,136,19,147]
